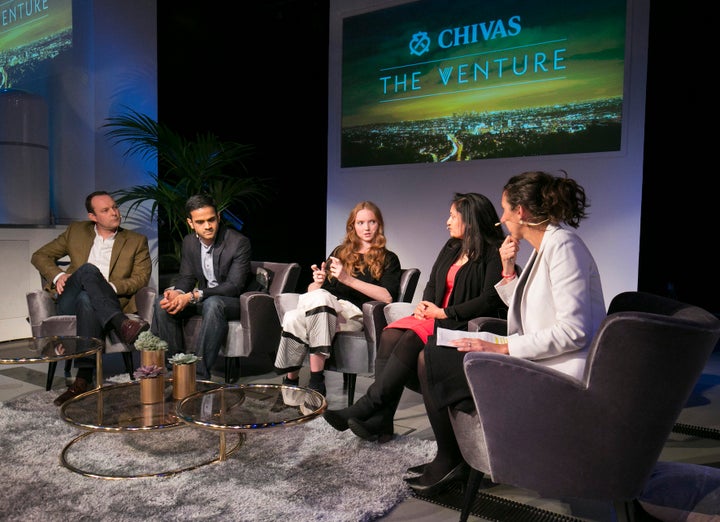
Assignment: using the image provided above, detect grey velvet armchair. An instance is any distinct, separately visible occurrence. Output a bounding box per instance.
[449,291,720,522]
[181,260,301,383]
[274,267,420,406]
[25,285,157,390]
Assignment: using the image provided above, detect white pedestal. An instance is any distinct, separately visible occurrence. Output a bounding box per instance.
[0,89,50,225]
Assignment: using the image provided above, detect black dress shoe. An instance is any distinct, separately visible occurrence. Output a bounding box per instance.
[323,409,350,431]
[405,463,428,476]
[405,462,470,496]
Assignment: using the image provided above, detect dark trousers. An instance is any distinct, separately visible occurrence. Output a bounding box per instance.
[152,295,241,375]
[56,263,123,369]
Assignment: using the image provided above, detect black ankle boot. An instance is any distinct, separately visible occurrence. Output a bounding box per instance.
[323,394,376,431]
[348,409,394,443]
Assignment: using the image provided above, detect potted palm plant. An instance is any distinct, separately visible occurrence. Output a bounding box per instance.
[103,107,271,283]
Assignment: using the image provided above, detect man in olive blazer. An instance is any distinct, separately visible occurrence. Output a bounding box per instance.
[31,191,152,404]
[32,222,151,314]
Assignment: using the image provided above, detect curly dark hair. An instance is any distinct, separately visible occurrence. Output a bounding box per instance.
[503,170,589,228]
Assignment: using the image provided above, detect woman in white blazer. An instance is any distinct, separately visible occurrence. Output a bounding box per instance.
[407,170,606,496]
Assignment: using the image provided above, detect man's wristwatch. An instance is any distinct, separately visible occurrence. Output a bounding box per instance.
[189,289,203,304]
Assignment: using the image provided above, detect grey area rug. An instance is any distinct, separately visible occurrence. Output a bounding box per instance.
[0,387,437,521]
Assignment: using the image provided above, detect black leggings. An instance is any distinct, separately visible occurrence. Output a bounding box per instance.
[417,350,464,477]
[377,328,422,390]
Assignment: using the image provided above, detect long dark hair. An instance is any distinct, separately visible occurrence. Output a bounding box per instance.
[452,192,504,259]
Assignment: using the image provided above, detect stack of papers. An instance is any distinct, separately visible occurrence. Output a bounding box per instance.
[436,327,509,347]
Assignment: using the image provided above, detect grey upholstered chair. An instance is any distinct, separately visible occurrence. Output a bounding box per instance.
[25,285,157,390]
[274,267,420,406]
[449,291,720,522]
[181,261,301,383]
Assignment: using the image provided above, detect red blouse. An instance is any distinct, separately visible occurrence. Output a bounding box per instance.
[385,263,460,343]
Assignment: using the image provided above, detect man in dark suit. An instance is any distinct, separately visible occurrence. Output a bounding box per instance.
[153,194,252,379]
[31,190,152,405]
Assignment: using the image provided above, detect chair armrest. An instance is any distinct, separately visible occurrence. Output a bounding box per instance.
[134,286,157,324]
[240,291,278,329]
[238,291,284,362]
[26,290,56,327]
[362,301,390,350]
[468,317,507,335]
[461,352,586,484]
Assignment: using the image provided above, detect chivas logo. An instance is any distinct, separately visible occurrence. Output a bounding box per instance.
[408,16,522,57]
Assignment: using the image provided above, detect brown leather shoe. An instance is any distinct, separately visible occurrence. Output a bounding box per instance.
[54,377,90,406]
[119,318,150,345]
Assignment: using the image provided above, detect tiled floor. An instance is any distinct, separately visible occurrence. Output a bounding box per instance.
[1,351,719,521]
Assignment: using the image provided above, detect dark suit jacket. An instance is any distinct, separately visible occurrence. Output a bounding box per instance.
[173,225,252,298]
[31,221,152,313]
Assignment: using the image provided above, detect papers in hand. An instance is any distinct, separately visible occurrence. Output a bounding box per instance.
[436,327,509,347]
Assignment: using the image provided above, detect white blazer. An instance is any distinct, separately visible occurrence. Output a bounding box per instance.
[495,224,606,380]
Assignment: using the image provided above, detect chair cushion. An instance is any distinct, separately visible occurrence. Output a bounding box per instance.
[638,461,720,521]
[384,302,415,324]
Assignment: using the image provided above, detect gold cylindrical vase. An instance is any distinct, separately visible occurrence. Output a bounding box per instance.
[139,375,165,404]
[173,363,197,400]
[140,401,167,427]
[141,350,166,368]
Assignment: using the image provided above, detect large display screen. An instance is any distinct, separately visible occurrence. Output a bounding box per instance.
[341,0,627,167]
[0,0,72,89]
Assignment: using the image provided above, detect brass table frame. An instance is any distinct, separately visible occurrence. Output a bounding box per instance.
[59,379,242,479]
[175,383,328,461]
[0,336,104,389]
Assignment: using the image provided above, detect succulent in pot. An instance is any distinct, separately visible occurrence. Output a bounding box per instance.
[168,353,201,365]
[134,331,168,351]
[133,364,165,379]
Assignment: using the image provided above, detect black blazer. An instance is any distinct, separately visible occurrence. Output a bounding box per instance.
[173,225,252,298]
[423,237,507,331]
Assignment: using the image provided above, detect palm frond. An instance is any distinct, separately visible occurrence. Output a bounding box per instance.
[104,107,265,271]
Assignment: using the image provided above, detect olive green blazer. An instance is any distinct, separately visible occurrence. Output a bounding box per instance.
[31,221,151,313]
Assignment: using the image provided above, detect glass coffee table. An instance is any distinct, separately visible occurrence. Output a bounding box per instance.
[59,378,226,479]
[60,381,326,479]
[0,336,105,387]
[176,383,327,460]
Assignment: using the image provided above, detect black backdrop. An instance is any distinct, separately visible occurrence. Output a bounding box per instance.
[157,1,716,314]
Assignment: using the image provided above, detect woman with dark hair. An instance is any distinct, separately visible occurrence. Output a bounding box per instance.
[274,201,401,395]
[406,171,606,496]
[324,192,507,441]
